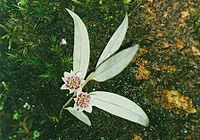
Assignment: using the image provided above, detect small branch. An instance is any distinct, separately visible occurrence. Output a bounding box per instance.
[59,95,75,119]
[81,72,94,89]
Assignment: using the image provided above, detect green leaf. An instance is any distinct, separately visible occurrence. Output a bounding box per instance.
[93,45,139,82]
[96,14,128,68]
[67,107,91,126]
[67,9,90,79]
[90,91,149,127]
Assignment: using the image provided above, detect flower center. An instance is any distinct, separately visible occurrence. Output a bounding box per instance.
[66,76,81,89]
[76,92,91,108]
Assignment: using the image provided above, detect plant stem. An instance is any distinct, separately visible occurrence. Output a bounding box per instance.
[59,95,75,119]
[81,72,94,89]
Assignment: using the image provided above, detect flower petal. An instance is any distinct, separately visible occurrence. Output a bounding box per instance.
[84,105,92,113]
[74,104,84,112]
[70,70,75,75]
[69,88,75,94]
[62,77,66,82]
[61,84,68,90]
[73,103,78,109]
[64,71,71,77]
[76,87,82,93]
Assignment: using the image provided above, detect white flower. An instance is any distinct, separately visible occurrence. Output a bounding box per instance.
[74,91,92,113]
[23,102,31,110]
[60,38,67,45]
[61,70,84,93]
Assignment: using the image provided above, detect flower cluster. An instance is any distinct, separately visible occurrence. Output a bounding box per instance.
[74,91,92,113]
[61,71,92,112]
[61,70,84,93]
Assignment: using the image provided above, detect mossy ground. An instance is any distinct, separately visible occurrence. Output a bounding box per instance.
[0,0,199,139]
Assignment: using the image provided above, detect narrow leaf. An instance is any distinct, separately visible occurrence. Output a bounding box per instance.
[96,14,128,68]
[67,9,90,79]
[67,107,91,126]
[93,45,139,82]
[90,91,149,127]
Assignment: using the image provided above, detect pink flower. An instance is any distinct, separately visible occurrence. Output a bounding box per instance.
[61,70,84,93]
[74,91,92,113]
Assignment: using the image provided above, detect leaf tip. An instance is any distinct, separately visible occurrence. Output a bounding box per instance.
[141,112,149,127]
[134,44,139,49]
[131,44,139,56]
[144,117,150,127]
[66,8,70,12]
[88,122,92,126]
[66,8,74,17]
[125,13,128,20]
